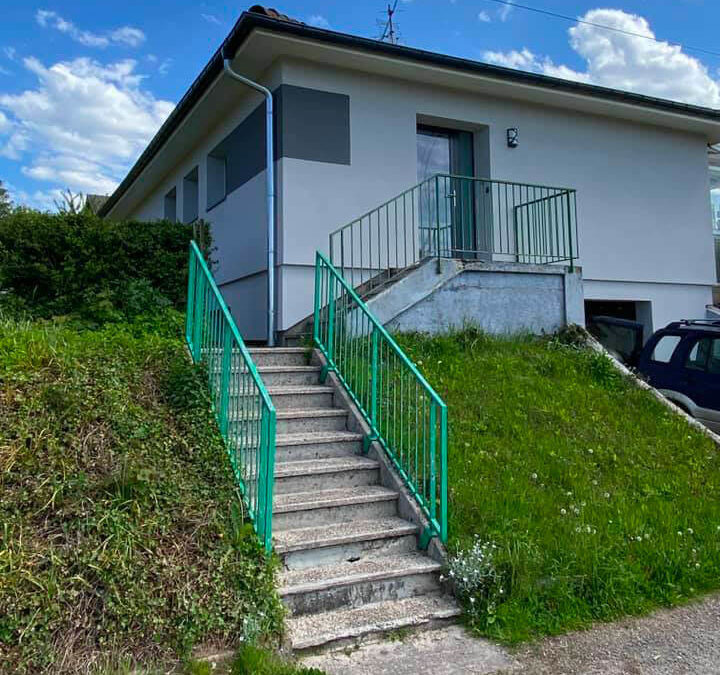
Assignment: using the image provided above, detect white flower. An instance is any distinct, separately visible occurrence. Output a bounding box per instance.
[587,448,594,454]
[560,508,567,515]
[469,596,476,604]
[604,492,610,499]
[531,473,538,480]
[687,528,694,535]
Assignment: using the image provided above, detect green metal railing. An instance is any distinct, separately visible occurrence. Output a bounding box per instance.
[714,232,720,283]
[314,251,448,545]
[329,173,578,295]
[185,241,276,552]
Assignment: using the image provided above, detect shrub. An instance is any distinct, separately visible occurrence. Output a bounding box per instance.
[0,209,210,321]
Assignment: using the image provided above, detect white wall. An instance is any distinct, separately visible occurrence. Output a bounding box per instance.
[277,59,715,332]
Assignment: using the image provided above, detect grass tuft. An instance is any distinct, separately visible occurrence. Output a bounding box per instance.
[398,328,720,642]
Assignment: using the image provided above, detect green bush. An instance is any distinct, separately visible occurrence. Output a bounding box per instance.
[0,209,210,321]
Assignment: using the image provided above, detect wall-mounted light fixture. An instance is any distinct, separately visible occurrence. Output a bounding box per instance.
[507,128,519,148]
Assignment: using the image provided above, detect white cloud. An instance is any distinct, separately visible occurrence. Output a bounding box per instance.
[482,9,720,108]
[307,15,331,29]
[4,46,16,61]
[0,56,174,196]
[201,13,222,26]
[478,11,491,23]
[35,10,146,49]
[498,2,514,22]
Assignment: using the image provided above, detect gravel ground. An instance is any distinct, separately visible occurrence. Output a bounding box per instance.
[302,594,720,675]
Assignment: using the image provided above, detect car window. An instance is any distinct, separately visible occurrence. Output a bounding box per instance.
[686,339,710,371]
[710,339,720,375]
[651,335,682,363]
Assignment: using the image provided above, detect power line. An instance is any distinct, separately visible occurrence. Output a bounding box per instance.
[483,0,720,60]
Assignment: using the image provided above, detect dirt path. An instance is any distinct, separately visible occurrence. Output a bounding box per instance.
[302,595,720,675]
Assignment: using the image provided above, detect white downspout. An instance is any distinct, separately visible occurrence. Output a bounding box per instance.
[223,57,276,346]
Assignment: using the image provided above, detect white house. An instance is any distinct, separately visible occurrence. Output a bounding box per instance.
[99,5,720,344]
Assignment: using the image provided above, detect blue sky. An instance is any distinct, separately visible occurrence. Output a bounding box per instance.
[1,0,719,209]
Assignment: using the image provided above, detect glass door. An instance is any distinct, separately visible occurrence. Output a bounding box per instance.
[416,125,477,259]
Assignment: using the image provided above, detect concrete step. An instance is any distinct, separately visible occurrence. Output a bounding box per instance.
[287,594,460,651]
[248,347,308,368]
[274,409,348,435]
[275,517,418,570]
[274,456,380,495]
[266,386,335,411]
[275,431,363,462]
[272,486,399,531]
[280,553,442,616]
[258,365,321,387]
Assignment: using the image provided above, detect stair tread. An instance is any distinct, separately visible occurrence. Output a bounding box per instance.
[280,553,441,595]
[275,456,378,478]
[275,408,347,419]
[258,365,320,373]
[273,485,397,512]
[249,347,307,354]
[287,594,460,650]
[267,386,335,394]
[275,431,363,447]
[274,517,417,553]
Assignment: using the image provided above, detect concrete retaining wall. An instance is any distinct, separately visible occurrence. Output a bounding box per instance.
[366,258,584,335]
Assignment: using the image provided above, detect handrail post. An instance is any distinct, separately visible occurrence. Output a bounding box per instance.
[313,253,321,346]
[440,404,448,543]
[263,407,276,553]
[565,191,574,271]
[185,245,196,350]
[435,175,441,273]
[192,273,205,363]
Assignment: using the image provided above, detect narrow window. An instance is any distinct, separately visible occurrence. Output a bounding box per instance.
[183,167,199,223]
[207,153,226,209]
[163,187,177,222]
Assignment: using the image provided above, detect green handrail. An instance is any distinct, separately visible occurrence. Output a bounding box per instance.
[329,173,578,296]
[185,241,276,552]
[313,251,448,545]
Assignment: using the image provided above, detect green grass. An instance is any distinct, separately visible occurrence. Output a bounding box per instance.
[0,311,284,673]
[397,328,720,643]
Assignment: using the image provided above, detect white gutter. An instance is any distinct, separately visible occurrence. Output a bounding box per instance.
[222,57,276,346]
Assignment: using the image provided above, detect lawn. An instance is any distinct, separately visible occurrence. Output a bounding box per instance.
[0,311,285,673]
[398,328,720,643]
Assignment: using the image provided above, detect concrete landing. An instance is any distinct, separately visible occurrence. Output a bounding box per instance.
[300,625,515,674]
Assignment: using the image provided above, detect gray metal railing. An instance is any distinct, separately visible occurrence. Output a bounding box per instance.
[329,174,578,295]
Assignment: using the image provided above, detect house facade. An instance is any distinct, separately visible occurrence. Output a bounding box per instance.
[100,6,720,343]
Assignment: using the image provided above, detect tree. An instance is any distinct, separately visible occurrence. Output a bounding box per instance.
[54,188,85,215]
[0,180,11,218]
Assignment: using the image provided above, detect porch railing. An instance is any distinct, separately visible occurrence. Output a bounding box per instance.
[185,240,276,552]
[314,251,448,545]
[329,173,578,295]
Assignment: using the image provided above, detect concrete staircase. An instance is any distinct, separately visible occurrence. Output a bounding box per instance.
[249,346,459,651]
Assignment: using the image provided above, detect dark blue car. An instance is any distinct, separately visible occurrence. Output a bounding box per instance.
[590,317,720,433]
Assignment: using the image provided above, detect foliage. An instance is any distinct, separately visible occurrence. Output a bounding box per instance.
[398,328,720,643]
[0,312,284,673]
[0,209,211,322]
[231,645,325,675]
[0,179,10,218]
[444,537,505,630]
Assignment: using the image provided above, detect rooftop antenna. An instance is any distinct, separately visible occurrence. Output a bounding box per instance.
[379,1,400,44]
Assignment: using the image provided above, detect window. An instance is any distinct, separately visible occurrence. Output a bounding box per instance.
[687,337,720,374]
[183,166,199,224]
[207,153,226,209]
[686,339,710,371]
[163,187,177,222]
[651,335,681,363]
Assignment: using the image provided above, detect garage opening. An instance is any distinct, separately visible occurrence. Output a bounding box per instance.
[585,300,653,343]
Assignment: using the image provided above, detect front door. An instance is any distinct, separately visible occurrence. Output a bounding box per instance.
[416,126,477,258]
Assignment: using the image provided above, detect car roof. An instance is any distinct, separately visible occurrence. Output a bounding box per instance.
[663,320,720,334]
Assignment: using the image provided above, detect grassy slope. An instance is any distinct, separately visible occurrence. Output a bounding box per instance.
[0,312,284,673]
[398,329,720,643]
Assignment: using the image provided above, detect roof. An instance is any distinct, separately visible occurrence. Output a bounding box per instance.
[99,6,720,218]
